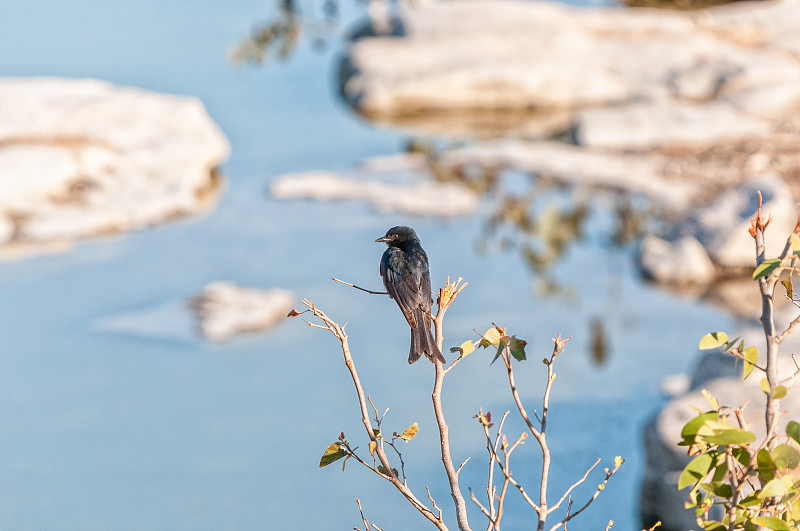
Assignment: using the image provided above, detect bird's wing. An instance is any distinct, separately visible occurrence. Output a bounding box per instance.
[380,250,420,329]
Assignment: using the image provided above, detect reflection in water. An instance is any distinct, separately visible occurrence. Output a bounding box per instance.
[230,0,335,64]
[397,138,655,297]
[590,316,609,366]
[620,0,739,9]
[231,0,415,65]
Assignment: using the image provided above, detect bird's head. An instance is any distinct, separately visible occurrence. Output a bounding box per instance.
[375,225,419,246]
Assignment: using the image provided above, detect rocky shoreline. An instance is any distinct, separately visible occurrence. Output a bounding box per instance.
[0,77,230,259]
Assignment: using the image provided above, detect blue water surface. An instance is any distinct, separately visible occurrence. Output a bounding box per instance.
[0,1,733,529]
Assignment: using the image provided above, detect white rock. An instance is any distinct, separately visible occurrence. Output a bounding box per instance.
[438,140,694,210]
[190,282,295,342]
[639,235,716,285]
[660,373,690,397]
[0,77,229,258]
[682,175,797,268]
[576,100,772,150]
[359,152,429,173]
[270,170,478,217]
[340,0,800,145]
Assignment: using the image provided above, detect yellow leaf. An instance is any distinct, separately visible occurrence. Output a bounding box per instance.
[480,327,503,347]
[460,340,475,357]
[701,389,719,410]
[399,422,419,441]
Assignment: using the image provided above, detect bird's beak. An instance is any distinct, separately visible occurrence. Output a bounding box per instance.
[375,236,390,243]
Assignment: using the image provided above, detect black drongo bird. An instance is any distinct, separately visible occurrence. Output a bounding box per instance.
[376,226,445,364]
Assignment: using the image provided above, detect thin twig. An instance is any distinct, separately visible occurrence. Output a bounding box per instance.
[469,487,493,522]
[457,457,471,476]
[426,486,444,521]
[546,458,623,531]
[727,348,767,374]
[356,498,371,531]
[332,277,388,295]
[776,312,800,344]
[546,458,601,515]
[779,366,800,389]
[487,442,539,510]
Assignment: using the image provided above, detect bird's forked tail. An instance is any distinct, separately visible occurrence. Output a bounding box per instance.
[409,309,446,364]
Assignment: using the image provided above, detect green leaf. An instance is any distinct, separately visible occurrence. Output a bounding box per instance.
[774,385,787,399]
[699,332,729,350]
[773,444,800,470]
[742,346,758,380]
[479,327,503,348]
[758,448,776,483]
[490,336,510,365]
[679,411,718,445]
[678,452,715,490]
[751,516,789,531]
[377,465,399,477]
[509,336,527,361]
[787,421,800,444]
[712,460,728,482]
[761,378,771,395]
[732,447,751,467]
[753,258,781,280]
[712,483,732,498]
[319,442,348,468]
[702,427,756,446]
[740,494,761,507]
[792,233,800,254]
[781,279,794,300]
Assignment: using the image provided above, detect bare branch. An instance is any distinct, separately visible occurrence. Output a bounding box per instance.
[547,458,601,515]
[490,448,540,510]
[750,200,791,438]
[444,350,471,375]
[777,313,800,344]
[433,278,473,531]
[457,457,471,476]
[302,299,447,530]
[547,457,624,531]
[332,276,388,295]
[469,487,493,521]
[426,486,444,521]
[779,366,800,389]
[356,498,371,531]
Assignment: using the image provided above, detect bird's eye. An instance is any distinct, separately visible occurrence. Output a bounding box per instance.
[392,234,398,239]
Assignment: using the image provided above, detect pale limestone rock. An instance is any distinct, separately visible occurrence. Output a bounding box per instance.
[0,77,229,259]
[190,282,295,342]
[437,139,698,211]
[682,175,796,268]
[575,100,772,150]
[639,235,715,285]
[638,175,797,282]
[341,0,800,142]
[270,170,478,217]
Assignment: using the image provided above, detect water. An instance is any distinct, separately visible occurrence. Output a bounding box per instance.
[0,1,735,529]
